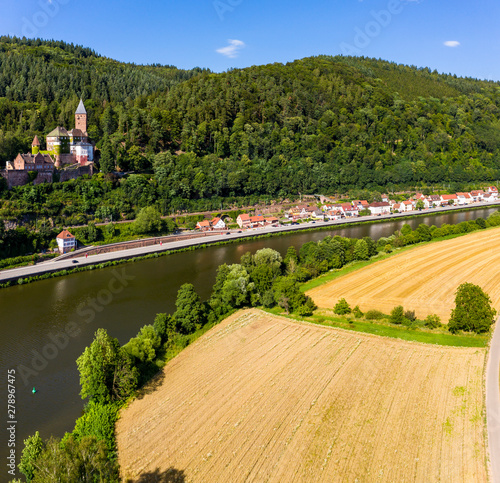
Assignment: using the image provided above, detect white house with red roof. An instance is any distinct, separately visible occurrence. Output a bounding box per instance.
[339,203,358,217]
[237,214,251,228]
[368,202,390,215]
[487,186,498,200]
[440,194,457,206]
[456,192,473,205]
[56,230,77,254]
[325,210,342,220]
[196,220,212,231]
[211,217,226,230]
[399,200,414,212]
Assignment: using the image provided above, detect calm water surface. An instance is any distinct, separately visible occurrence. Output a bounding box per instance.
[0,207,497,480]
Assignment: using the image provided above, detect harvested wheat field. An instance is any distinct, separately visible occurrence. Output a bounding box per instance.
[308,226,500,322]
[116,309,487,482]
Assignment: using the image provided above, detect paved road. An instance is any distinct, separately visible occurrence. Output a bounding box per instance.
[1,201,499,283]
[487,319,500,483]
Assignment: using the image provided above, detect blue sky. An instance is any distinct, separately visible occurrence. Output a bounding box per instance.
[2,0,500,81]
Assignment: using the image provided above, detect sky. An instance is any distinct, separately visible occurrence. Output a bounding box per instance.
[1,0,500,81]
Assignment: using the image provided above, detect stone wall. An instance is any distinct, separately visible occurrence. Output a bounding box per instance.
[1,164,93,189]
[60,164,94,182]
[0,169,29,189]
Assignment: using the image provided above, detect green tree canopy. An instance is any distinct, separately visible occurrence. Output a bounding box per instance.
[76,328,138,404]
[134,206,162,234]
[448,283,497,334]
[174,283,205,334]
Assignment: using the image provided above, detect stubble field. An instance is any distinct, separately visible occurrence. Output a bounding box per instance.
[307,227,500,322]
[116,309,487,482]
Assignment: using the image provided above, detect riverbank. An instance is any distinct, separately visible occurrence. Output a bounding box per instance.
[1,201,499,285]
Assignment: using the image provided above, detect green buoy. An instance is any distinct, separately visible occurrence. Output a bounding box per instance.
[32,387,36,394]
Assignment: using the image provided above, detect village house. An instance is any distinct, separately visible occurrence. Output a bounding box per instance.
[400,200,414,212]
[391,203,401,212]
[196,220,212,231]
[264,216,279,226]
[456,192,473,205]
[429,195,441,207]
[249,215,266,227]
[211,217,226,230]
[470,190,485,202]
[56,230,77,254]
[440,194,457,206]
[325,210,342,220]
[487,186,498,200]
[196,217,227,231]
[368,201,390,215]
[339,203,358,217]
[237,214,251,228]
[311,210,325,220]
[352,200,369,210]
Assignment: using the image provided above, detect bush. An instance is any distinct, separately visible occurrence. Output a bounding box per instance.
[70,401,120,453]
[334,298,351,315]
[424,314,442,329]
[296,297,317,317]
[353,305,363,318]
[389,305,407,325]
[365,309,385,320]
[404,310,416,322]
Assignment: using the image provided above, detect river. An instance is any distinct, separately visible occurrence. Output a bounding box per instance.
[0,206,497,480]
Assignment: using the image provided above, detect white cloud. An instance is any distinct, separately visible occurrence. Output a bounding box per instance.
[444,40,460,48]
[216,39,245,58]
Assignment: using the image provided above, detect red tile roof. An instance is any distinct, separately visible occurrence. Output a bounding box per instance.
[56,230,75,239]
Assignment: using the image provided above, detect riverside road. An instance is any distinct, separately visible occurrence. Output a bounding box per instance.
[1,201,499,284]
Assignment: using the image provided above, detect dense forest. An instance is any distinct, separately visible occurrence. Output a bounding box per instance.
[1,37,500,230]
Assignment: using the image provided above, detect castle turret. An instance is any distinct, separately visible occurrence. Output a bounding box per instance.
[32,135,40,155]
[75,99,87,133]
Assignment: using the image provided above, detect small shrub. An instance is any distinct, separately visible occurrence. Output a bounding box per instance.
[404,310,416,322]
[424,314,442,329]
[353,305,363,318]
[384,244,393,253]
[389,305,407,325]
[334,298,351,315]
[365,309,385,320]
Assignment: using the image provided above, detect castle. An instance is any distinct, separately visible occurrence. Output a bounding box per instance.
[2,99,94,188]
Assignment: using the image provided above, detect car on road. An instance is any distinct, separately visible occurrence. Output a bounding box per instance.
[72,259,79,264]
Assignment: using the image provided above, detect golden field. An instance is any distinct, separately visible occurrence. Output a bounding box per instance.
[116,310,487,482]
[307,226,500,322]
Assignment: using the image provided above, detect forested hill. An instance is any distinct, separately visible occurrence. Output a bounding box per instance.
[0,37,206,161]
[1,37,500,193]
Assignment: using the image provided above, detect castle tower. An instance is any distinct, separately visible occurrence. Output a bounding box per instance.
[31,135,40,155]
[75,99,87,133]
